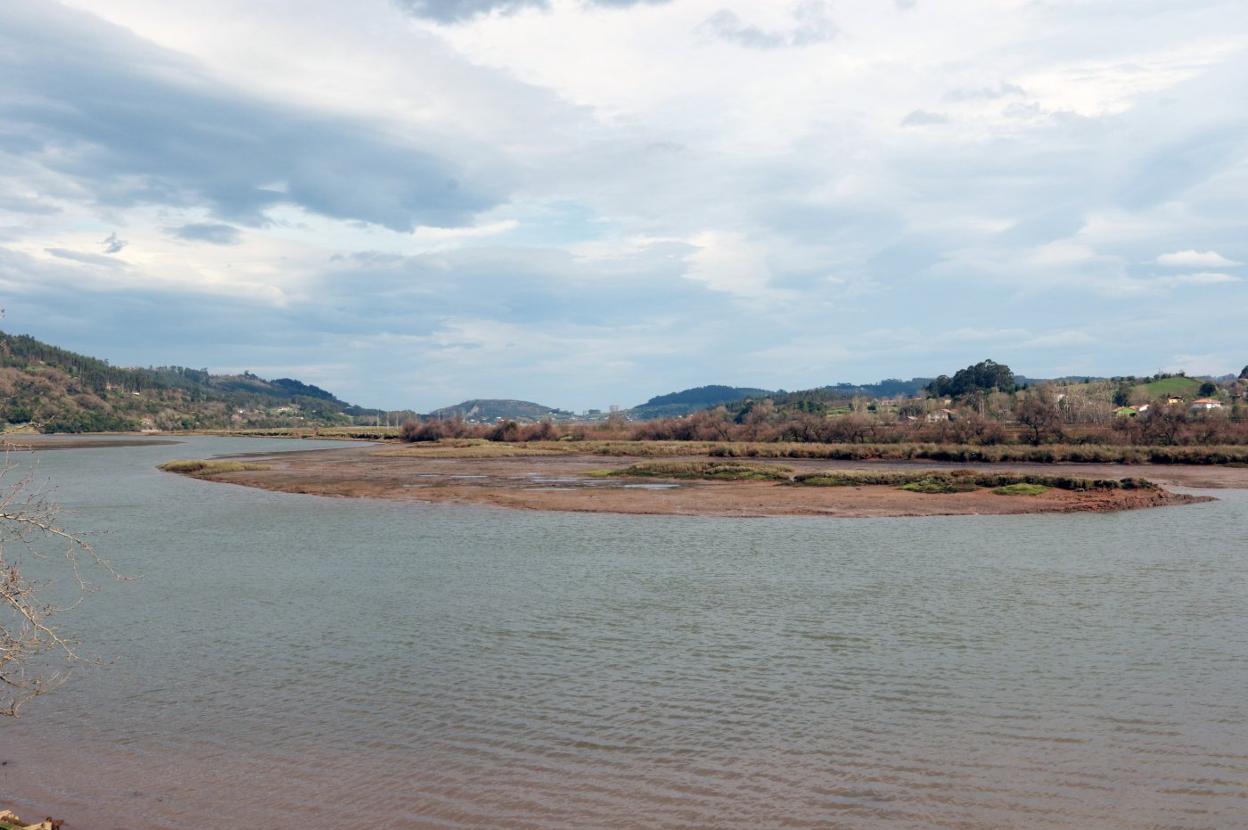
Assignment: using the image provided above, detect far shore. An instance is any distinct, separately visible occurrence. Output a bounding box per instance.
[2,434,183,450]
[155,441,1222,518]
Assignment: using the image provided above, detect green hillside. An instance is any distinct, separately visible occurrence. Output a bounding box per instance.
[427,398,572,422]
[0,331,378,433]
[629,385,773,419]
[1135,375,1203,399]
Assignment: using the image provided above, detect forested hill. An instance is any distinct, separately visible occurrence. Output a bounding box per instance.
[0,331,377,433]
[629,385,773,419]
[428,399,573,422]
[634,379,936,420]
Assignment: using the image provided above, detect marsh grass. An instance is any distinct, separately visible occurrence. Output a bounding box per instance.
[159,459,270,476]
[603,460,794,481]
[899,477,980,494]
[792,470,1152,493]
[707,442,1248,465]
[213,434,1248,466]
[375,440,572,459]
[992,482,1051,496]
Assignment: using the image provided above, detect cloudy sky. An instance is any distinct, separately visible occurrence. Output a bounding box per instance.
[2,0,1245,410]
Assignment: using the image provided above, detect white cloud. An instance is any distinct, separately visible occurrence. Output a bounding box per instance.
[1155,249,1240,267]
[683,231,774,298]
[1157,271,1241,286]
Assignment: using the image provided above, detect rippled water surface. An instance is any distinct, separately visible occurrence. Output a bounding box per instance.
[3,437,1246,829]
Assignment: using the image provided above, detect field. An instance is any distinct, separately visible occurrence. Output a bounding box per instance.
[1135,376,1203,398]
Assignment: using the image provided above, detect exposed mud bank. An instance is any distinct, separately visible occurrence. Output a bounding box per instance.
[161,444,1214,518]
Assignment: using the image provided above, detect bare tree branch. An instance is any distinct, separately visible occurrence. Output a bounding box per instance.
[0,441,120,717]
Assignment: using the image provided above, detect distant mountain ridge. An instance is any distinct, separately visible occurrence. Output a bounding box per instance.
[628,385,773,419]
[0,330,378,433]
[427,398,573,422]
[627,379,939,420]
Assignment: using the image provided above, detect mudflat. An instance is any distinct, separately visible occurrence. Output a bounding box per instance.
[164,442,1221,518]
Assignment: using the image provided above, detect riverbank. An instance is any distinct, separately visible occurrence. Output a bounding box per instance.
[158,442,1215,518]
[3,435,182,450]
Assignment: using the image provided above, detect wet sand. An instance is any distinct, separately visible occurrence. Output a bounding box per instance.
[172,444,1216,518]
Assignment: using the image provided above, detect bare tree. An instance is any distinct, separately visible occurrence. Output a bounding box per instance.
[1015,388,1062,445]
[0,444,115,717]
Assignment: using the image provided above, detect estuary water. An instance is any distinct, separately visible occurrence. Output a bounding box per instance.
[1,436,1245,830]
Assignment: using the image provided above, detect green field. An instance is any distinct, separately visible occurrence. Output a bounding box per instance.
[1134,376,1203,398]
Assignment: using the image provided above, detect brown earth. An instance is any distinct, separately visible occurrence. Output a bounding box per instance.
[173,443,1220,518]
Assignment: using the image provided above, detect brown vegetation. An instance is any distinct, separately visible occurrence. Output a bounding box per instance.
[156,443,1211,519]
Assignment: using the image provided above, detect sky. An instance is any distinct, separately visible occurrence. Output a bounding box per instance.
[1,0,1246,411]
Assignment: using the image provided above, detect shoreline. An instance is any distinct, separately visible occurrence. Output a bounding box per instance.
[159,443,1216,518]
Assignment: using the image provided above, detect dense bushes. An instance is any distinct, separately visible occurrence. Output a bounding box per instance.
[40,411,138,433]
[395,405,1248,464]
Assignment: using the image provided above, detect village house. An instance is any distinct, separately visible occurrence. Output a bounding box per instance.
[1189,398,1224,412]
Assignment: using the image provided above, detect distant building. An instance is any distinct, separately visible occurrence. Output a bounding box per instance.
[925,408,956,423]
[1190,398,1224,412]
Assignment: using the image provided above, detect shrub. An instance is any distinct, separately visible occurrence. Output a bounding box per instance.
[992,483,1050,496]
[605,460,792,481]
[899,477,979,494]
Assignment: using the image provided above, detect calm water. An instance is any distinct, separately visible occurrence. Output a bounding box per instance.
[2,437,1245,830]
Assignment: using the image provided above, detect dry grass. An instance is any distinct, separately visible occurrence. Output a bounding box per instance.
[709,441,1248,465]
[992,482,1051,496]
[792,470,1153,492]
[600,460,794,481]
[158,459,270,476]
[373,439,576,459]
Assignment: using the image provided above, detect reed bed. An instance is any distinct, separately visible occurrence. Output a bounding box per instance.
[790,470,1153,492]
[602,460,794,481]
[158,459,270,476]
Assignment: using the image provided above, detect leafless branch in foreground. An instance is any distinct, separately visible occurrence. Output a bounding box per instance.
[0,442,121,717]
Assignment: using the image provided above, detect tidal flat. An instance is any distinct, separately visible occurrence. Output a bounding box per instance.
[160,440,1215,518]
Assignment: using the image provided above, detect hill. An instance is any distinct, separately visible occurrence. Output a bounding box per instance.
[0,331,378,433]
[427,399,572,423]
[705,378,934,418]
[629,385,772,419]
[1135,375,1203,399]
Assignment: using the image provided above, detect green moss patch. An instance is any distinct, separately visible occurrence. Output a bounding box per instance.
[898,477,980,494]
[992,482,1050,496]
[604,460,793,481]
[159,459,269,476]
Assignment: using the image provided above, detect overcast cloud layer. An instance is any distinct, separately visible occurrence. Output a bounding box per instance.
[1,0,1246,410]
